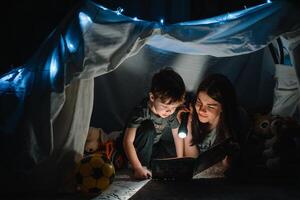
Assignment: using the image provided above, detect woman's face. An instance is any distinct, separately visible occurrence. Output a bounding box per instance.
[195,91,222,129]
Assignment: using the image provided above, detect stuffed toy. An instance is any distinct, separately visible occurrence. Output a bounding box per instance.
[262,116,300,170]
[84,127,102,154]
[253,114,282,139]
[250,114,300,171]
[84,127,126,169]
[245,114,277,164]
[84,127,121,154]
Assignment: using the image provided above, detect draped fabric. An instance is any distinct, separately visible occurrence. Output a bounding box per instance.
[0,0,300,193]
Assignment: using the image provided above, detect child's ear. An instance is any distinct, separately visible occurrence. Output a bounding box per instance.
[149,92,155,102]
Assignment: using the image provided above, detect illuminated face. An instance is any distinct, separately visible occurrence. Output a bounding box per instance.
[149,93,182,118]
[195,91,222,129]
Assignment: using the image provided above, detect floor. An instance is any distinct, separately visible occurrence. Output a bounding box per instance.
[130,178,300,200]
[90,170,150,200]
[92,166,300,200]
[3,167,298,200]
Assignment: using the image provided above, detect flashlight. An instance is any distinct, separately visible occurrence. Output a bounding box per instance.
[178,112,189,138]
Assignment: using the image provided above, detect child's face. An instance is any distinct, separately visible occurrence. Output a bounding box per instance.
[149,93,182,118]
[195,91,222,129]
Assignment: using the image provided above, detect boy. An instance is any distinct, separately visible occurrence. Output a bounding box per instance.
[123,68,186,180]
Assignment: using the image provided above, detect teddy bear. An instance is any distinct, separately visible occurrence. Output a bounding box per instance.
[252,114,282,139]
[84,127,126,169]
[84,127,101,154]
[84,127,121,154]
[249,114,300,171]
[262,116,300,171]
[244,114,277,165]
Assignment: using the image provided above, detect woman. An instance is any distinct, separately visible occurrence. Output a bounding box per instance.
[183,74,243,170]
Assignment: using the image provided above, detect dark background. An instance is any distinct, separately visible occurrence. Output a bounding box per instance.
[2,0,266,75]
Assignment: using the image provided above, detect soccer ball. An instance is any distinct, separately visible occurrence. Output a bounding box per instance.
[76,153,115,195]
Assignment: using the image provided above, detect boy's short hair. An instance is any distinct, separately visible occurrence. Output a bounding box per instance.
[150,68,185,104]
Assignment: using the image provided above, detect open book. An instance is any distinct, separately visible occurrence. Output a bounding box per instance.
[151,138,233,180]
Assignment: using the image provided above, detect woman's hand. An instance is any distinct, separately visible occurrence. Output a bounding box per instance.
[222,155,232,168]
[223,141,240,167]
[133,166,152,180]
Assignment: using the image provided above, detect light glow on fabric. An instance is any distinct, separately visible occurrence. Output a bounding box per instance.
[65,32,78,53]
[267,0,272,3]
[79,12,92,28]
[49,49,59,82]
[13,69,23,83]
[0,68,24,85]
[0,73,14,82]
[0,67,29,98]
[160,19,164,24]
[98,5,108,10]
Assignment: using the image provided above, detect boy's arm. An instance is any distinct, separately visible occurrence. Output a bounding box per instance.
[123,127,151,179]
[123,127,142,169]
[172,128,184,158]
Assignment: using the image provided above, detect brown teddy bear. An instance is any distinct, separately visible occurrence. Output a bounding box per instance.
[245,114,277,165]
[84,127,103,154]
[84,127,126,169]
[253,114,282,139]
[249,114,300,171]
[262,116,300,170]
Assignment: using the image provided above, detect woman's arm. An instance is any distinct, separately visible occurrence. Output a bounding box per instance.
[184,115,199,158]
[171,128,184,157]
[184,130,199,158]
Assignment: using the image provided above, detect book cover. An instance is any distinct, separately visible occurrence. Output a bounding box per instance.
[151,138,232,180]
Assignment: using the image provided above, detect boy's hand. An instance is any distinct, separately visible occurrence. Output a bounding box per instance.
[177,106,191,123]
[133,166,152,180]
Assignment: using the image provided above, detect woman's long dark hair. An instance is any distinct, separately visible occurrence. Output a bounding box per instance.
[191,74,238,145]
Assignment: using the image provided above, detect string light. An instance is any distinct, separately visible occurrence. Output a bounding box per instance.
[116,7,124,15]
[160,18,164,25]
[89,1,273,25]
[65,31,77,53]
[67,43,75,51]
